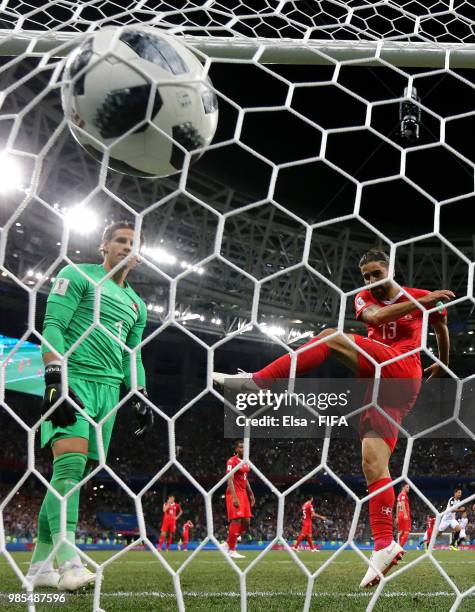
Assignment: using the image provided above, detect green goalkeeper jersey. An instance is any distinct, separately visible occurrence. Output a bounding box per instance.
[42,263,147,388]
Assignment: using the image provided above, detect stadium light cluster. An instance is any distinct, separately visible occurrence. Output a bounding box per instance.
[141,246,204,275]
[63,204,99,234]
[0,153,23,194]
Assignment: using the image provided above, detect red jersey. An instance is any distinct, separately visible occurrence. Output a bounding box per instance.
[397,491,410,517]
[226,455,250,492]
[183,523,191,538]
[302,501,314,524]
[164,502,182,521]
[354,287,446,353]
[427,516,436,530]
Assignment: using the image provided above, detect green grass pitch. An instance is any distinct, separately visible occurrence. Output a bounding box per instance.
[1,550,474,611]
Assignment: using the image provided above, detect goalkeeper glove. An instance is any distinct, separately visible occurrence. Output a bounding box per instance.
[131,389,154,437]
[42,363,83,428]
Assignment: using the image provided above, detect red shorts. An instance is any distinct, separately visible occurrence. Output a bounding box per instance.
[398,517,411,532]
[354,336,422,453]
[300,522,313,537]
[161,518,176,533]
[226,490,252,520]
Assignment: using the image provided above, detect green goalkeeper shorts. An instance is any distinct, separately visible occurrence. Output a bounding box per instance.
[40,377,120,461]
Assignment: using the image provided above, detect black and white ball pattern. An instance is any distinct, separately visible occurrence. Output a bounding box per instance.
[62,27,218,178]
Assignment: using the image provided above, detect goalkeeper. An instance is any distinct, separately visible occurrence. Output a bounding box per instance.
[26,221,154,591]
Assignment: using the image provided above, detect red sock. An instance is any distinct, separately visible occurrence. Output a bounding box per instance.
[307,537,315,550]
[227,522,241,551]
[399,531,409,547]
[295,534,304,548]
[158,536,165,549]
[253,337,330,383]
[239,523,247,535]
[368,477,395,551]
[166,534,173,550]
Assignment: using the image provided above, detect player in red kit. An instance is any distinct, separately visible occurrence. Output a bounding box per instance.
[158,495,182,551]
[293,496,326,551]
[179,520,193,551]
[223,439,255,559]
[397,484,411,547]
[213,250,452,587]
[422,515,436,550]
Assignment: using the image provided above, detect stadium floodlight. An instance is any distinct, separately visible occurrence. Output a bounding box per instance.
[0,153,22,193]
[142,246,177,265]
[63,205,99,235]
[265,325,286,337]
[182,313,201,321]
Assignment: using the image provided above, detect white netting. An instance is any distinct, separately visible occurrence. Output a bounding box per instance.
[0,1,475,611]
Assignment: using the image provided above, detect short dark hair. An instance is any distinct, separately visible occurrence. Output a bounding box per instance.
[234,438,244,448]
[100,221,143,255]
[359,249,390,268]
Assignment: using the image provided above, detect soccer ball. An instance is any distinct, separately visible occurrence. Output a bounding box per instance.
[61,27,218,178]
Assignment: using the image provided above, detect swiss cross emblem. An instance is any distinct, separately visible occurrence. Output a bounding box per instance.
[381,506,392,516]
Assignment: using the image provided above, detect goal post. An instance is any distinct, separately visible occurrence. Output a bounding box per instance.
[1,2,475,611]
[1,32,475,67]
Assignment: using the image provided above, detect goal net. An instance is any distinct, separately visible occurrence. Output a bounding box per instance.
[0,1,474,611]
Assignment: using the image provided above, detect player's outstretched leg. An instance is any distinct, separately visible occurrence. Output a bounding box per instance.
[213,329,357,391]
[360,435,404,588]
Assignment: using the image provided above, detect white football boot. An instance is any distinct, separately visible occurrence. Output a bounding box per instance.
[220,541,230,553]
[228,550,246,559]
[57,560,96,591]
[212,371,260,392]
[25,565,60,588]
[360,541,404,588]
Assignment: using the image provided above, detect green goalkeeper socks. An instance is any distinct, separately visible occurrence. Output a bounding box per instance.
[44,452,87,566]
[31,499,53,565]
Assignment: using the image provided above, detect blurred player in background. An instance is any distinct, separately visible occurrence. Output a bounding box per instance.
[420,515,436,550]
[457,511,469,547]
[223,439,255,559]
[397,484,411,548]
[293,496,326,552]
[158,495,183,551]
[438,488,466,550]
[178,520,194,551]
[214,250,452,587]
[26,222,153,591]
